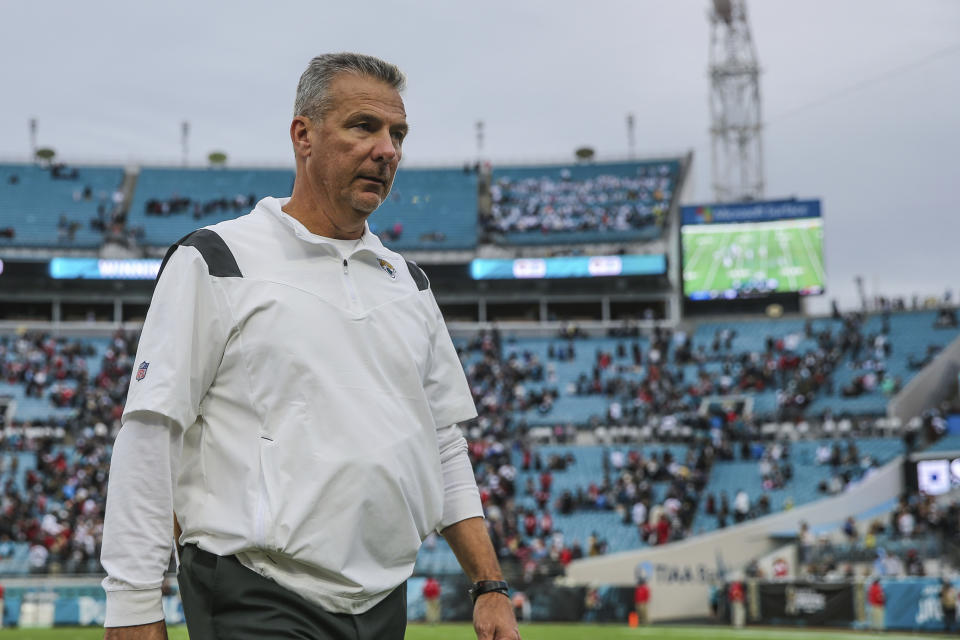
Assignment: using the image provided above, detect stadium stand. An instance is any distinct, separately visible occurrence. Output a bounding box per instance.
[125,167,294,246]
[484,159,680,245]
[692,437,905,536]
[0,306,955,579]
[926,431,960,453]
[124,165,478,250]
[0,156,688,253]
[455,311,960,436]
[367,167,478,250]
[790,488,959,583]
[0,163,124,248]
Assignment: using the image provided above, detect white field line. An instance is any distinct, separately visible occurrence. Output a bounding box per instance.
[799,223,826,283]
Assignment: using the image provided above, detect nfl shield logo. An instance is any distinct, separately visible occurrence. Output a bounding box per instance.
[136,361,149,381]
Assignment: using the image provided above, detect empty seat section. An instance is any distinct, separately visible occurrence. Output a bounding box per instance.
[0,163,123,247]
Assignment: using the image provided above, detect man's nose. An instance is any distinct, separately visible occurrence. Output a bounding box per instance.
[371,130,398,163]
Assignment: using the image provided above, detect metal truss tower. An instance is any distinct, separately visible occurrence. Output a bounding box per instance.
[709,0,765,202]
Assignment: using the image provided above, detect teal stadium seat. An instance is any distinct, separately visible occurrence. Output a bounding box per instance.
[691,437,905,535]
[127,167,294,246]
[0,164,123,247]
[128,166,478,250]
[369,168,478,250]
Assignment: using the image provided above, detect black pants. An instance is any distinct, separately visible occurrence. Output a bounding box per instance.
[178,545,407,640]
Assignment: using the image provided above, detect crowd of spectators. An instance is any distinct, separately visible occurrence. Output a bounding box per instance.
[0,307,954,578]
[700,443,787,531]
[144,193,257,219]
[461,328,558,433]
[450,312,957,576]
[792,491,960,582]
[813,438,879,495]
[507,313,892,428]
[483,164,675,236]
[466,438,597,581]
[0,330,138,573]
[49,164,80,181]
[601,444,712,546]
[516,311,899,425]
[0,433,111,575]
[1,333,95,399]
[458,327,723,578]
[935,307,958,329]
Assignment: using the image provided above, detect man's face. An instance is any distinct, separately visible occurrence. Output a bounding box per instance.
[303,73,407,222]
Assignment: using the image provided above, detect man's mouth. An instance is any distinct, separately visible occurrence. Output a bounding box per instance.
[358,175,386,186]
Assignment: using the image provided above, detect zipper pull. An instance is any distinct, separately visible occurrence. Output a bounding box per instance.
[342,259,348,274]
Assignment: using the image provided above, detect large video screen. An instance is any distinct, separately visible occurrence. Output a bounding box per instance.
[681,199,824,300]
[911,457,960,496]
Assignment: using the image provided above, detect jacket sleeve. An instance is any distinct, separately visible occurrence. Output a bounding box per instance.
[102,243,230,627]
[121,244,231,428]
[422,292,477,428]
[436,422,484,530]
[101,411,182,627]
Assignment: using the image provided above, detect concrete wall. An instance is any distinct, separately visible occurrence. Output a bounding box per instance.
[563,456,904,621]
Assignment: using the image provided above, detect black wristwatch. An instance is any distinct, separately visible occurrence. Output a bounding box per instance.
[469,580,510,604]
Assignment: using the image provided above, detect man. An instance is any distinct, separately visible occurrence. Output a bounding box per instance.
[941,578,957,633]
[101,53,520,640]
[422,576,441,625]
[728,579,745,628]
[633,577,650,625]
[867,578,885,631]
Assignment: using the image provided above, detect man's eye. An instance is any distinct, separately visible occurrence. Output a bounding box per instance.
[354,122,371,131]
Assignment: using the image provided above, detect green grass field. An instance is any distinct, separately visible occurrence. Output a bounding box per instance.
[682,218,824,298]
[0,625,930,640]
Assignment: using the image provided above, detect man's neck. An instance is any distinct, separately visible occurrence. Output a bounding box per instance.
[282,191,366,240]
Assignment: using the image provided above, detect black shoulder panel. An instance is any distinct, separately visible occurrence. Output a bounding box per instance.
[182,230,243,277]
[156,229,243,281]
[405,259,429,291]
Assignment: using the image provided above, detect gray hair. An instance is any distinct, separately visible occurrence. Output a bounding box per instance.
[294,53,406,121]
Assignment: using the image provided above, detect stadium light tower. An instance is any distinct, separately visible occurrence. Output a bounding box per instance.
[475,120,485,160]
[708,0,765,202]
[181,121,190,167]
[29,118,37,157]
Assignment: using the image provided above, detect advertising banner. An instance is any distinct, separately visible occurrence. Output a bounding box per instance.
[757,582,855,626]
[0,580,639,628]
[48,257,162,280]
[470,254,666,280]
[681,199,821,226]
[880,578,960,631]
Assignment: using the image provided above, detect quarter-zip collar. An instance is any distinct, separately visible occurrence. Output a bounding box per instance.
[259,196,387,259]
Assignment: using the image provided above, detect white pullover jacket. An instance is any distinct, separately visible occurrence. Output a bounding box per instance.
[101,197,482,626]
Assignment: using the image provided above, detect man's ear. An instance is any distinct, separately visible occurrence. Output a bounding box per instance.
[290,115,312,159]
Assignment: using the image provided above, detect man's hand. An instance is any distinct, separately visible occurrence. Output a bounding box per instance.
[473,592,520,640]
[441,517,520,638]
[104,620,168,640]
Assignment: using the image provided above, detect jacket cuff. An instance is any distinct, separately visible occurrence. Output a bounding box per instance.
[104,588,165,628]
[439,487,484,531]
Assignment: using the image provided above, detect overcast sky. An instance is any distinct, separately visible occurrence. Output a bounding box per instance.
[1,0,958,311]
